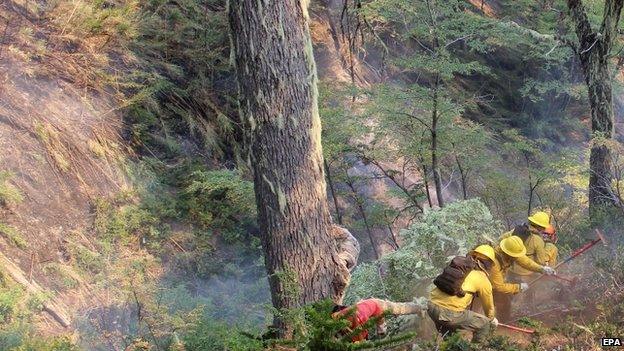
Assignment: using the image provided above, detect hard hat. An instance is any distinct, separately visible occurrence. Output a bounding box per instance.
[499,236,527,258]
[472,245,496,262]
[528,211,550,228]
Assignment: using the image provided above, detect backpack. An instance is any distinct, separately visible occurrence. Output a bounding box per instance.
[433,256,477,297]
[512,223,531,241]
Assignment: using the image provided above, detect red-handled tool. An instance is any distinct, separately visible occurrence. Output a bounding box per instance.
[528,229,607,286]
[499,323,535,334]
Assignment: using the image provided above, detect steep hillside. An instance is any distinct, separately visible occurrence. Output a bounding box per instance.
[0,1,265,348]
[0,0,623,350]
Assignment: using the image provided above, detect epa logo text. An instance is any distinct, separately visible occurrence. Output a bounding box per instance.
[601,338,622,347]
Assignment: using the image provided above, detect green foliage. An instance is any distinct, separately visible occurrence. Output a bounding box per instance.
[10,336,79,351]
[182,320,263,351]
[49,0,140,40]
[41,263,79,290]
[122,0,238,159]
[68,242,103,274]
[0,286,22,324]
[439,332,471,351]
[0,275,77,351]
[93,195,163,246]
[0,171,23,207]
[180,169,256,238]
[346,199,502,302]
[0,224,27,250]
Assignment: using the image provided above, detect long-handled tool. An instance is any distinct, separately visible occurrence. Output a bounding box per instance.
[528,229,607,286]
[499,323,535,334]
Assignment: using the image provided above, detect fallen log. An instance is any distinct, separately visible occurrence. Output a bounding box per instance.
[0,252,71,327]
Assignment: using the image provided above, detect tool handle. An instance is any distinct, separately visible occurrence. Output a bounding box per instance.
[568,238,599,259]
[499,323,535,334]
[530,236,602,286]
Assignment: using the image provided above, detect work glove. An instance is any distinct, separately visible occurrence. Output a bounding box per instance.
[491,318,499,327]
[519,283,529,292]
[542,266,556,275]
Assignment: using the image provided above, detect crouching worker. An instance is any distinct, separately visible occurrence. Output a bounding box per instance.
[428,245,498,343]
[332,298,421,342]
[542,224,558,266]
[491,235,556,321]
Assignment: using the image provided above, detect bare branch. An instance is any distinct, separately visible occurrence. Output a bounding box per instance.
[499,20,578,52]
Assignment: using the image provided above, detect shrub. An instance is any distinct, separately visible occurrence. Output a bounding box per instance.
[92,196,163,245]
[182,320,263,351]
[180,169,256,239]
[0,224,27,249]
[346,199,503,302]
[11,336,79,351]
[0,171,23,207]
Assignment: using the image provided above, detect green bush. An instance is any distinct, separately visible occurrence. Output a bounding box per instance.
[180,169,256,239]
[0,171,23,207]
[183,320,263,351]
[0,286,22,323]
[92,195,163,245]
[0,224,27,249]
[346,199,503,302]
[10,336,78,351]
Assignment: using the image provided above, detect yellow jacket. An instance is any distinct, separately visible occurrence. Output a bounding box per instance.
[545,243,558,266]
[500,230,548,276]
[490,246,543,294]
[430,270,495,319]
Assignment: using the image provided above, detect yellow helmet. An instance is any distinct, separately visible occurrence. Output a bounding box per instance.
[528,211,550,228]
[471,245,496,262]
[499,236,527,257]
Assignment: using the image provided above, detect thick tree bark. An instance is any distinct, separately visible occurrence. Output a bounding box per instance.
[567,0,623,211]
[228,0,358,335]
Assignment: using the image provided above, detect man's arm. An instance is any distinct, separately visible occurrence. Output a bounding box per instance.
[515,254,545,273]
[490,262,520,294]
[477,275,496,319]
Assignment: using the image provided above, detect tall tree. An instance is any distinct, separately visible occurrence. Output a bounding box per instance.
[228,0,358,335]
[567,0,623,211]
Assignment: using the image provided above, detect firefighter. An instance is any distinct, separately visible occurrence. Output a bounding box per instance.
[490,235,556,321]
[332,298,421,342]
[427,245,498,343]
[499,211,555,310]
[501,211,553,279]
[542,224,558,266]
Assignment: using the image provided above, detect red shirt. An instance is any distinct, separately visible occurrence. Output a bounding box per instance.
[337,299,384,342]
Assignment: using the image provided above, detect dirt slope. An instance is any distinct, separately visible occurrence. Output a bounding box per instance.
[0,0,128,332]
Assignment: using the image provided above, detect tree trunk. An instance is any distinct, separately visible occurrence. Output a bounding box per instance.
[345,174,380,259]
[456,156,468,200]
[325,159,343,224]
[567,0,623,212]
[431,78,445,207]
[420,160,434,208]
[586,64,615,207]
[228,0,357,335]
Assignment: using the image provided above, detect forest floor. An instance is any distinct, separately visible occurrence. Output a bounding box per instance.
[490,256,616,351]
